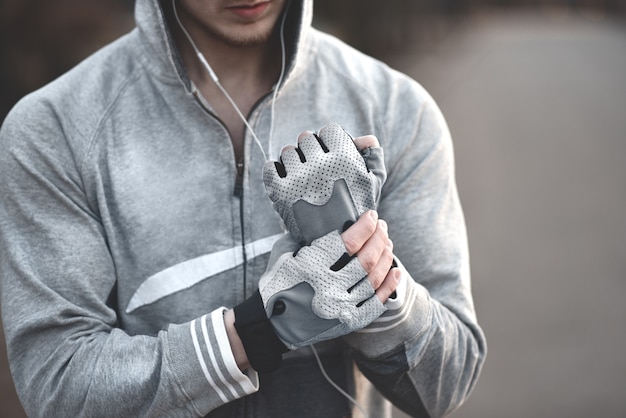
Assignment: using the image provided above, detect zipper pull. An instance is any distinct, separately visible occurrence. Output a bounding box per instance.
[234,162,244,197]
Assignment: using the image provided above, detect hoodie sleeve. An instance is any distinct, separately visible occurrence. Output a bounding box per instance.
[0,98,258,418]
[343,81,487,417]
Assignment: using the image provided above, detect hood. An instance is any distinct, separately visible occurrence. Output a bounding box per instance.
[134,0,313,91]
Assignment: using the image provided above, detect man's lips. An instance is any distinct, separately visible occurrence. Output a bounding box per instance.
[227,2,270,20]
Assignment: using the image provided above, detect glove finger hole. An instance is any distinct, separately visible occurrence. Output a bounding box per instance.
[274,161,287,178]
[356,294,376,308]
[347,276,368,294]
[356,293,385,311]
[296,147,306,163]
[280,146,304,170]
[297,133,323,157]
[313,133,329,153]
[330,252,352,272]
[317,123,354,152]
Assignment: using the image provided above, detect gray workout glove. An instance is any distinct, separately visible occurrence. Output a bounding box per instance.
[263,123,387,245]
[235,124,387,373]
[234,231,386,373]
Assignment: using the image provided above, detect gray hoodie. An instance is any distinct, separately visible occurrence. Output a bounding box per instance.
[0,0,486,417]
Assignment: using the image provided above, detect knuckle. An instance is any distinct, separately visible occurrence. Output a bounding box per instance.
[280,145,295,155]
[370,271,384,289]
[355,135,380,149]
[342,236,360,255]
[365,135,380,147]
[360,254,377,273]
[297,130,314,141]
[363,221,377,238]
[383,245,394,263]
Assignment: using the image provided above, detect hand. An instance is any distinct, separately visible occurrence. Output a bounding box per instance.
[341,210,399,305]
[232,211,399,373]
[263,123,387,245]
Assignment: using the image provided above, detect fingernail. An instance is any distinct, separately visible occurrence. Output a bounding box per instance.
[370,210,378,221]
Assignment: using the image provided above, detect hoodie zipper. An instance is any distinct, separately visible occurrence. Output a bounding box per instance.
[191,89,273,298]
[190,90,249,297]
[191,89,272,193]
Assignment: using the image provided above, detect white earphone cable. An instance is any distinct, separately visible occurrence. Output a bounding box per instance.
[172,0,290,163]
[172,2,367,415]
[310,344,368,418]
[268,4,288,159]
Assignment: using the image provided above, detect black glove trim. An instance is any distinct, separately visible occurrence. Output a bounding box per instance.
[233,290,288,373]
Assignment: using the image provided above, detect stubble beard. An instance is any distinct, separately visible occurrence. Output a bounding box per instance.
[210,21,277,48]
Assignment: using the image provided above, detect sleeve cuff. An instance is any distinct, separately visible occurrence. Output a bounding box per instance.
[166,308,259,415]
[343,263,432,358]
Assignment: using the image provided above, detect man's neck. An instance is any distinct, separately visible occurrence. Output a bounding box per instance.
[189,36,280,94]
[170,13,283,161]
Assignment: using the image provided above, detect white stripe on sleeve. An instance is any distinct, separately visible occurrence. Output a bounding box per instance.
[211,309,259,394]
[190,319,229,403]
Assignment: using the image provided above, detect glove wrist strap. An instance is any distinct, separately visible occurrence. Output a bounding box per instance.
[233,290,288,373]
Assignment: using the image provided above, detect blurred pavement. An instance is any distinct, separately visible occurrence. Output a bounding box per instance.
[393,9,626,418]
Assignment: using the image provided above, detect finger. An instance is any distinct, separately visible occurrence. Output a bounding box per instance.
[317,123,350,152]
[353,135,380,150]
[357,223,394,293]
[279,145,304,173]
[341,210,378,256]
[354,219,389,274]
[359,235,393,289]
[297,131,326,158]
[375,267,401,303]
[263,159,286,181]
[297,130,315,141]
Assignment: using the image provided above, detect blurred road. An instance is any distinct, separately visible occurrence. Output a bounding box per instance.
[2,8,626,418]
[393,9,626,418]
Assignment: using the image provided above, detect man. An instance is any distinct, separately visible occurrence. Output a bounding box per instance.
[0,0,486,417]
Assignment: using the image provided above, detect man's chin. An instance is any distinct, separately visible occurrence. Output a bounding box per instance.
[225,37,267,48]
[221,30,273,48]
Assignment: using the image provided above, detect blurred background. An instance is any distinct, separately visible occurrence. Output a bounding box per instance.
[2,1,626,417]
